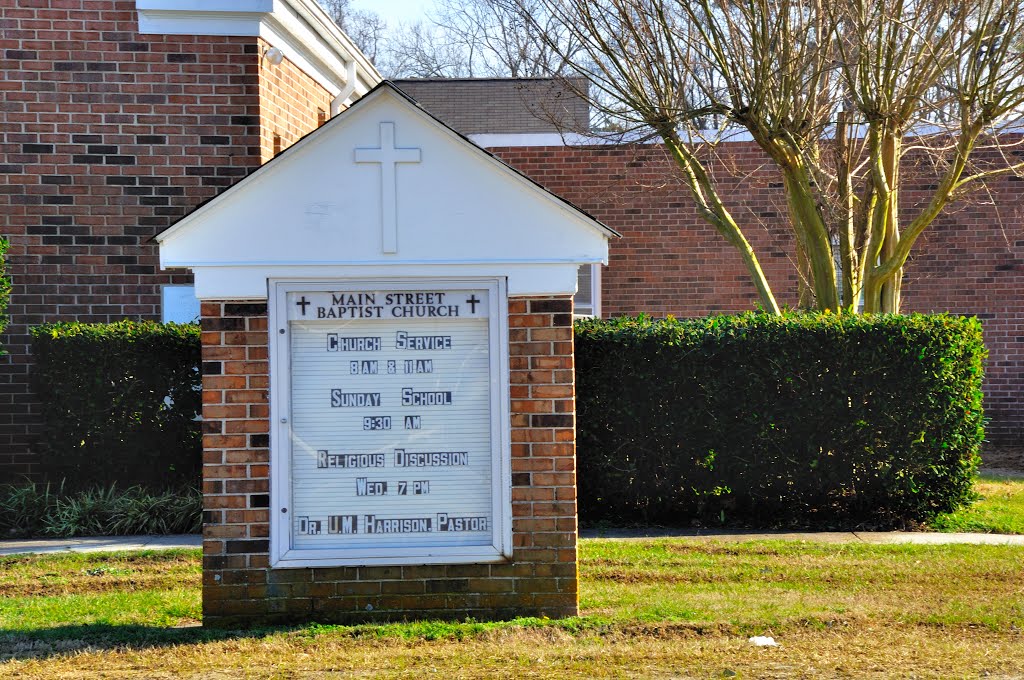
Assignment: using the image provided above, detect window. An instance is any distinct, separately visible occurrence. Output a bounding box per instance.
[573,264,601,317]
[161,285,200,323]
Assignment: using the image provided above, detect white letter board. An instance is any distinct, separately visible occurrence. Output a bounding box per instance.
[269,279,512,567]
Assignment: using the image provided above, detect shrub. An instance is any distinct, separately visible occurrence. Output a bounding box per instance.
[31,321,201,491]
[0,482,201,538]
[0,237,10,355]
[574,312,986,527]
[0,479,60,538]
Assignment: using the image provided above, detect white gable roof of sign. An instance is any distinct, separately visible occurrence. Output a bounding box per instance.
[157,82,616,300]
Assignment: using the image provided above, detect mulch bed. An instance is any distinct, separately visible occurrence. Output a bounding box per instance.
[980,443,1024,477]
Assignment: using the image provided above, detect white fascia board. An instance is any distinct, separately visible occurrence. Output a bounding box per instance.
[279,0,380,91]
[135,0,380,99]
[188,264,584,300]
[136,9,265,38]
[136,1,273,10]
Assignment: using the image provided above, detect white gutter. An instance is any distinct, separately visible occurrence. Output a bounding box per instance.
[332,60,359,116]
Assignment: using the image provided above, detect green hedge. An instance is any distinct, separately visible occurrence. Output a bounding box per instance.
[31,321,202,491]
[574,313,986,527]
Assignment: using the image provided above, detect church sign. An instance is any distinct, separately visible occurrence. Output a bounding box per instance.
[157,82,614,625]
[269,280,511,567]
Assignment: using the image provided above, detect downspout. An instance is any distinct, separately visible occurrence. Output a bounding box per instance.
[330,60,357,116]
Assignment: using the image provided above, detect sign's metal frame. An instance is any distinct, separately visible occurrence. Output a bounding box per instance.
[268,278,512,568]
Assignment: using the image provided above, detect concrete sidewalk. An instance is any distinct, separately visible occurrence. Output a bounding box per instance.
[580,527,1024,545]
[2,530,1024,556]
[0,534,201,556]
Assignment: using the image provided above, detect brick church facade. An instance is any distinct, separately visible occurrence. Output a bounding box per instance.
[1,0,1020,479]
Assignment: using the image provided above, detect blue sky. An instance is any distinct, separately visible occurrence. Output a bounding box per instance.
[349,0,434,26]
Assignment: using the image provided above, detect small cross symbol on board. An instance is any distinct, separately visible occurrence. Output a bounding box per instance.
[466,295,481,313]
[296,296,311,315]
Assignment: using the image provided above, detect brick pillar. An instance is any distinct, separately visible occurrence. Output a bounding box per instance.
[200,301,272,619]
[201,295,578,626]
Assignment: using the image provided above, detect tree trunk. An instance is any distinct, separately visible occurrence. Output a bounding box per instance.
[782,168,840,311]
[662,135,782,315]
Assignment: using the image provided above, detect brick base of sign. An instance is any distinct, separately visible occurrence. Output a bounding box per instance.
[200,296,578,627]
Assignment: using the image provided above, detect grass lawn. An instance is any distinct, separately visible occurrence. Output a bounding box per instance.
[929,473,1024,534]
[2,541,1023,678]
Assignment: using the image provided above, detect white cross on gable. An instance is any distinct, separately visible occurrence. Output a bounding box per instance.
[354,122,422,254]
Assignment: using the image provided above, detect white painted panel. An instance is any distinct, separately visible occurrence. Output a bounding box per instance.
[189,263,581,300]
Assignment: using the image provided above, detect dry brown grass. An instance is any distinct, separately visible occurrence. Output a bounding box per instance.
[0,552,198,598]
[3,622,1023,678]
[2,542,1022,678]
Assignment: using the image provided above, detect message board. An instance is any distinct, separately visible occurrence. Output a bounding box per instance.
[270,280,511,567]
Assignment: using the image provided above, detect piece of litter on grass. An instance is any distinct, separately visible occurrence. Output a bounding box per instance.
[748,635,779,647]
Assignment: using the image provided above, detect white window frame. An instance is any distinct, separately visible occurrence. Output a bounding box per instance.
[573,264,602,318]
[268,277,512,568]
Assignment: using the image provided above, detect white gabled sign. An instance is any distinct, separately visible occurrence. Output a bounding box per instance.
[155,82,614,301]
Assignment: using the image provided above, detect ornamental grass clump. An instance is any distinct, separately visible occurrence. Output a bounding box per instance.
[0,483,201,538]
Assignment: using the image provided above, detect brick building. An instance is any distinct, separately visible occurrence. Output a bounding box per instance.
[0,0,378,475]
[1,0,1021,485]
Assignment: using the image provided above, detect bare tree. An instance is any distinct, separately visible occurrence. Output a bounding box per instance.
[370,0,581,78]
[427,0,580,76]
[317,0,388,63]
[512,0,1024,313]
[385,20,476,77]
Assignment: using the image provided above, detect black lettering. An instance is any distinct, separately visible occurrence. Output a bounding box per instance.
[436,513,488,532]
[363,515,432,534]
[331,292,376,306]
[395,331,452,350]
[393,449,468,467]
[356,478,388,496]
[317,451,386,468]
[328,515,358,534]
[327,335,381,352]
[331,390,381,407]
[401,387,452,406]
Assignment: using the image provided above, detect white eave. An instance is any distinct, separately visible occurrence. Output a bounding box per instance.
[135,0,381,105]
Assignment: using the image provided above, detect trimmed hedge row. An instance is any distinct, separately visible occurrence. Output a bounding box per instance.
[31,321,202,491]
[28,313,985,526]
[574,313,986,527]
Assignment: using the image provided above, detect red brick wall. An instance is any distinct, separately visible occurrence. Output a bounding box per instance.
[255,37,333,162]
[200,296,578,626]
[0,2,338,475]
[491,144,1024,443]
